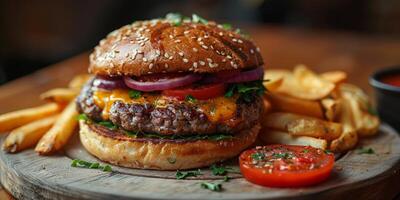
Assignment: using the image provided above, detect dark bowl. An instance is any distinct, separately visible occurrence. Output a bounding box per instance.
[369,66,400,131]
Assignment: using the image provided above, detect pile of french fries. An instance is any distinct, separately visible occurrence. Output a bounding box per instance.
[261,65,380,152]
[0,75,90,154]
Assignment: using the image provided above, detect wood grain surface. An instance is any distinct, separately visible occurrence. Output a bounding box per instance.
[1,25,400,199]
[0,124,399,200]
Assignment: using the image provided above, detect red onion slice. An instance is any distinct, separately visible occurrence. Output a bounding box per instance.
[93,76,127,90]
[124,74,203,91]
[225,66,264,83]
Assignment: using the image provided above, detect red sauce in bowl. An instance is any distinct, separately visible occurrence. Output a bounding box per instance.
[381,74,400,87]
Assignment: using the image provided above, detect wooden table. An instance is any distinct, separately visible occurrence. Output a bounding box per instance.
[1,25,400,199]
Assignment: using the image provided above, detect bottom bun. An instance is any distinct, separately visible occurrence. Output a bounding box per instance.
[79,121,260,170]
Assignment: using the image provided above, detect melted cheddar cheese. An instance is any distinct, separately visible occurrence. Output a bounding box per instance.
[92,89,237,122]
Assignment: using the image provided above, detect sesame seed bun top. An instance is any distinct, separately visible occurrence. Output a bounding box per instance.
[89,15,264,77]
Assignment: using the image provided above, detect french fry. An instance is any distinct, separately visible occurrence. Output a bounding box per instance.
[263,98,272,114]
[265,92,324,118]
[320,71,347,84]
[330,94,358,152]
[330,125,358,152]
[68,74,91,89]
[290,65,336,100]
[340,83,369,110]
[265,66,335,100]
[321,98,341,121]
[40,88,78,103]
[35,101,78,155]
[358,113,380,137]
[259,129,328,149]
[0,103,60,133]
[263,112,342,140]
[344,92,380,137]
[2,115,58,153]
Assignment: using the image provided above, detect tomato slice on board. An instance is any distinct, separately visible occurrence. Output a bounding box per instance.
[162,83,226,100]
[239,145,334,187]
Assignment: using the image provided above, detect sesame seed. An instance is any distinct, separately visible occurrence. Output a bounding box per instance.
[232,38,237,42]
[169,56,174,60]
[143,57,148,62]
[169,35,174,39]
[238,39,243,43]
[178,52,184,57]
[201,45,209,49]
[199,41,204,45]
[229,33,233,37]
[227,55,232,59]
[183,58,189,63]
[193,62,198,68]
[250,49,254,54]
[256,47,260,52]
[204,35,209,38]
[149,63,154,69]
[192,47,198,52]
[219,32,223,36]
[222,59,227,62]
[199,61,206,66]
[174,39,181,43]
[164,53,169,58]
[206,58,212,63]
[184,30,190,34]
[197,37,202,42]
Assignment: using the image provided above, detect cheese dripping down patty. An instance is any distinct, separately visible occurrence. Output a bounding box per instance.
[92,89,237,123]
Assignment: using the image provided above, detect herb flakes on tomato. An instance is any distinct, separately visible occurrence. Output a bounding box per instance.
[239,145,335,187]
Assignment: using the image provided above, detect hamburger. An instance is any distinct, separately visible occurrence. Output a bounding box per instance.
[76,13,265,170]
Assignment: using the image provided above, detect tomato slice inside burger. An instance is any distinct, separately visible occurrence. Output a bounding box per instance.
[162,83,226,100]
[239,145,335,187]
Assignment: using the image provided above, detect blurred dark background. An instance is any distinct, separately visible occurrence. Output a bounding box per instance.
[1,0,400,85]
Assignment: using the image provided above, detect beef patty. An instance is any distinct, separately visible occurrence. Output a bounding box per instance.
[76,79,263,135]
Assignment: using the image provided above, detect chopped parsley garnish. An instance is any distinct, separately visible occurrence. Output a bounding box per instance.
[357,147,375,154]
[302,149,310,153]
[192,14,208,24]
[128,90,141,99]
[76,114,89,121]
[71,159,112,172]
[222,23,232,30]
[185,94,197,103]
[272,152,292,159]
[223,176,230,182]
[166,13,183,26]
[225,80,266,102]
[175,169,202,179]
[210,164,228,176]
[251,152,265,161]
[324,149,332,154]
[98,121,117,130]
[200,182,222,192]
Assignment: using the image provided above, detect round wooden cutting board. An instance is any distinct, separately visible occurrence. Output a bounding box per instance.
[0,124,399,200]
